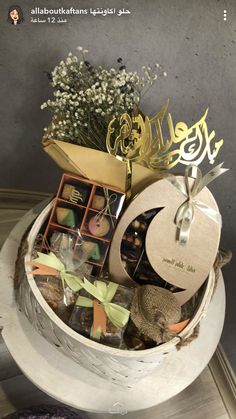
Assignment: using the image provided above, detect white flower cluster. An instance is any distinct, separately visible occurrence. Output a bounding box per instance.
[42,48,166,149]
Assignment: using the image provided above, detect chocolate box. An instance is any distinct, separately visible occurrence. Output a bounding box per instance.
[42,173,126,276]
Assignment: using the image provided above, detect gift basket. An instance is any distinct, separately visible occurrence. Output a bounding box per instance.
[15,48,231,387]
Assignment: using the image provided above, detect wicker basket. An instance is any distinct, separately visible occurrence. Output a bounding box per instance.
[18,201,215,388]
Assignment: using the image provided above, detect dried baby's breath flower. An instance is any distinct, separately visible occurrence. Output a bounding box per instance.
[42,48,165,151]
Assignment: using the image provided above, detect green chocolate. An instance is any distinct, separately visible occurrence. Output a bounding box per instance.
[56,207,76,228]
[90,243,101,261]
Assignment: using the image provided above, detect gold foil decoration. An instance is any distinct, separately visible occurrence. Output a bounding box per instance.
[106,100,224,173]
[106,114,134,198]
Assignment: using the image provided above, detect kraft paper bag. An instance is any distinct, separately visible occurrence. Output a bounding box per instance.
[43,139,157,193]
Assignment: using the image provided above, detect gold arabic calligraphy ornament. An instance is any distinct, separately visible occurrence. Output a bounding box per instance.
[106,113,135,198]
[106,100,224,173]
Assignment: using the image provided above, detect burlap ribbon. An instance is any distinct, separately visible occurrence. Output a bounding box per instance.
[167,162,228,245]
[76,278,130,339]
[131,285,182,343]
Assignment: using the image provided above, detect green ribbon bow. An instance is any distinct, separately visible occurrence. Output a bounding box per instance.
[32,252,83,292]
[167,162,228,246]
[76,278,130,337]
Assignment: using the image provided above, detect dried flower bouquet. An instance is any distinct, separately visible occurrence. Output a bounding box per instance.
[42,47,166,151]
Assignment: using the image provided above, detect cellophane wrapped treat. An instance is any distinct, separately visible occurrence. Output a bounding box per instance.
[68,277,134,348]
[36,276,64,311]
[31,228,134,347]
[31,230,93,322]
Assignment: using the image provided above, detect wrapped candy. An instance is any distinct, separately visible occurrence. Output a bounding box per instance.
[69,277,134,348]
[31,231,91,311]
[36,276,64,311]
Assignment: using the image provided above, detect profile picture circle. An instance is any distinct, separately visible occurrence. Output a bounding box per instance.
[7,5,24,25]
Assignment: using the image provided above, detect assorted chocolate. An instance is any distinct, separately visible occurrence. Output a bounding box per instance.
[56,207,77,228]
[91,194,106,210]
[62,183,87,204]
[121,210,183,291]
[121,209,161,282]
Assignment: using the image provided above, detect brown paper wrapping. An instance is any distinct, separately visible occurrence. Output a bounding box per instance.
[43,139,159,194]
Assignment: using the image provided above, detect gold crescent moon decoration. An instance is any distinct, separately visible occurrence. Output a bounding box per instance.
[106,100,224,173]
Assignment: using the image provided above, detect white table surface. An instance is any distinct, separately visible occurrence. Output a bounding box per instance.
[0,202,226,414]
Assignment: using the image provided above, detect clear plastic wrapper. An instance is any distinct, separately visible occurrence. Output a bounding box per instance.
[49,231,90,275]
[36,275,63,311]
[32,230,91,314]
[68,277,134,348]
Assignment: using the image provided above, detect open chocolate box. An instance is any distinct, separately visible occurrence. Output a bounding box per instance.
[42,173,126,276]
